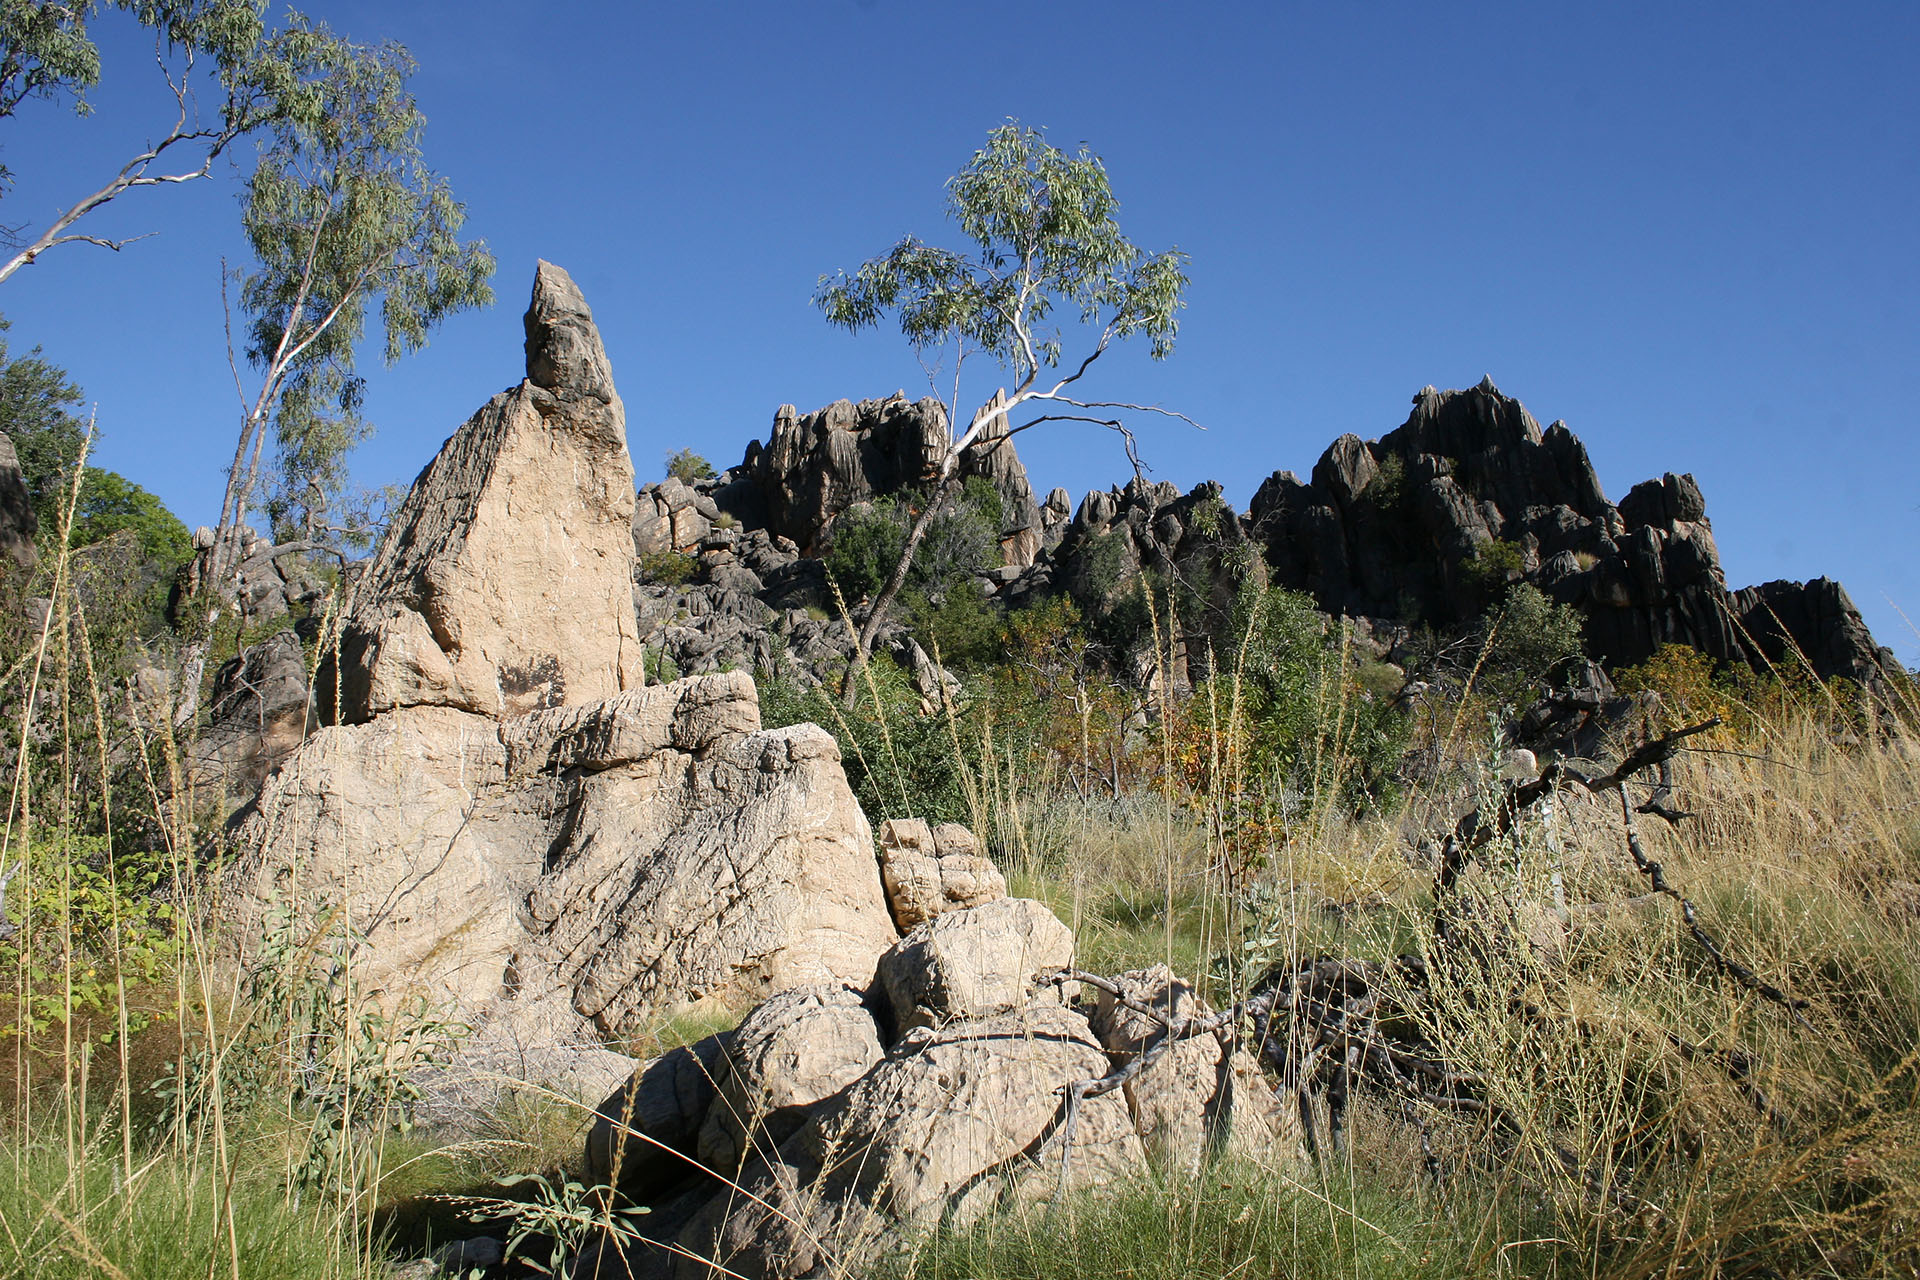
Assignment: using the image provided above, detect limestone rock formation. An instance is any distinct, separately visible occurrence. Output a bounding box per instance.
[875,817,1007,930]
[693,984,883,1175]
[226,265,899,1069]
[1086,966,1296,1172]
[318,261,644,725]
[876,896,1076,1033]
[586,1033,732,1200]
[704,392,1042,566]
[1232,379,1901,685]
[189,628,311,801]
[576,900,1305,1280]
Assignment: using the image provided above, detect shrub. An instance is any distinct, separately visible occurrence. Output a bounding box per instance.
[637,549,695,585]
[665,448,715,483]
[823,498,908,602]
[1480,581,1585,695]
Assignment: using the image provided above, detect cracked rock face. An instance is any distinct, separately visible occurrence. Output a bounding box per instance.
[577,903,1307,1280]
[318,260,645,725]
[226,265,898,1060]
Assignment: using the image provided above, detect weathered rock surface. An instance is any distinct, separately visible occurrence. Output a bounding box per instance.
[876,817,1007,930]
[694,984,882,1175]
[0,431,37,575]
[228,671,897,1041]
[226,266,899,1072]
[876,896,1076,1033]
[703,393,1042,566]
[1230,379,1899,685]
[672,1005,1140,1280]
[586,1033,732,1199]
[318,261,645,724]
[578,903,1304,1280]
[1086,966,1301,1172]
[189,628,311,801]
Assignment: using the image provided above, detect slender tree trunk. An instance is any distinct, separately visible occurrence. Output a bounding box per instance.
[839,470,962,706]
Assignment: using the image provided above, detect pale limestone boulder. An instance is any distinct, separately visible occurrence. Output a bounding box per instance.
[695,985,882,1175]
[670,1006,1141,1280]
[227,673,898,1045]
[876,897,1075,1033]
[1086,966,1304,1173]
[319,261,644,725]
[529,713,898,1035]
[875,817,1006,930]
[585,1032,731,1199]
[223,703,524,1014]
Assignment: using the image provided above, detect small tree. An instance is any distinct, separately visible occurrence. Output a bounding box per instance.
[170,16,490,727]
[211,16,492,575]
[815,120,1190,696]
[665,447,714,484]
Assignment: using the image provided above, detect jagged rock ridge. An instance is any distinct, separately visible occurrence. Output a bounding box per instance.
[629,378,1897,692]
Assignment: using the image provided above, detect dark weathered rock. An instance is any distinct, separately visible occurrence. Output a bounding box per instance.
[0,432,37,575]
[710,393,1042,566]
[1236,380,1898,686]
[191,629,310,801]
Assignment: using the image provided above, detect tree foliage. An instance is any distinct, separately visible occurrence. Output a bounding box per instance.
[0,312,84,529]
[218,13,493,558]
[813,120,1190,691]
[665,448,714,484]
[0,0,317,282]
[816,121,1188,388]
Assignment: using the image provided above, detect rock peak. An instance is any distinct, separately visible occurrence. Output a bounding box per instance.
[524,260,616,405]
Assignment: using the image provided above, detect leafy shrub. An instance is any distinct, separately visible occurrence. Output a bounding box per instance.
[637,549,695,585]
[1460,536,1524,611]
[665,448,715,482]
[823,497,908,601]
[1479,581,1585,696]
[760,657,977,825]
[0,835,177,1036]
[1190,585,1409,812]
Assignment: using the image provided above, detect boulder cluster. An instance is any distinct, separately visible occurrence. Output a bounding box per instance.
[577,885,1296,1280]
[212,265,1304,1277]
[222,266,897,1100]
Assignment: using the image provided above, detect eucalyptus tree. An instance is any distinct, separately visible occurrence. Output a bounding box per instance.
[213,14,492,574]
[165,16,490,726]
[0,0,291,284]
[815,121,1190,694]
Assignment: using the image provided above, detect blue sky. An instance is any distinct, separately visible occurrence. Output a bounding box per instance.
[2,2,1916,664]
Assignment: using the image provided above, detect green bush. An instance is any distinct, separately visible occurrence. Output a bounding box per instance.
[1477,581,1586,702]
[1201,584,1409,810]
[760,657,977,826]
[665,448,715,482]
[823,497,909,602]
[637,549,696,585]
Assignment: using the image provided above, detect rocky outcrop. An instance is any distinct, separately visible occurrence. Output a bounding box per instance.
[0,431,37,575]
[1232,379,1899,685]
[189,628,310,800]
[696,392,1042,567]
[875,817,1007,930]
[578,898,1305,1280]
[317,261,645,725]
[226,265,899,1070]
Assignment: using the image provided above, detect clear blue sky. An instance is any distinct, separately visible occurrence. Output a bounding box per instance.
[3,2,1916,665]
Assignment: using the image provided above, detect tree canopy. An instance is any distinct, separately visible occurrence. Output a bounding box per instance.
[218,14,493,557]
[812,120,1191,690]
[815,120,1189,472]
[0,0,313,283]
